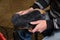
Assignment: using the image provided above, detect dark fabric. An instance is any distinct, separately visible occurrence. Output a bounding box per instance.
[11,0,60,39]
[11,10,46,40]
[30,3,40,9]
[57,18,60,28]
[36,0,49,8]
[51,0,60,13]
[50,0,60,30]
[31,0,54,37]
[13,30,32,40]
[51,0,60,17]
[41,11,55,37]
[32,0,60,37]
[12,10,45,29]
[42,20,54,37]
[31,0,49,9]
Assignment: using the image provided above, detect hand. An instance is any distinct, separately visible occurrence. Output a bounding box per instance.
[29,20,47,33]
[16,8,34,15]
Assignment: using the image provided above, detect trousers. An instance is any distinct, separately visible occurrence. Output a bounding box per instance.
[13,29,32,40]
[42,31,60,40]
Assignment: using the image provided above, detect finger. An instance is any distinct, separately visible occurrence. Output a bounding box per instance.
[38,29,42,33]
[16,11,24,15]
[32,28,38,33]
[18,11,23,14]
[28,30,32,32]
[28,28,33,32]
[30,20,40,25]
[17,11,28,15]
[31,25,39,33]
[31,23,42,33]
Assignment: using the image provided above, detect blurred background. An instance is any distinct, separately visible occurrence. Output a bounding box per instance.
[0,0,43,40]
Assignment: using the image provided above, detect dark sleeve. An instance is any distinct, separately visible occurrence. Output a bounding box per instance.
[31,0,50,9]
[41,20,54,37]
[41,12,54,37]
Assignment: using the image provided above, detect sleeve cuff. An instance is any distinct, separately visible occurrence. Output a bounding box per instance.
[46,20,54,30]
[42,20,54,37]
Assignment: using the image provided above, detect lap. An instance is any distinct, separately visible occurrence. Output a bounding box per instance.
[42,31,60,40]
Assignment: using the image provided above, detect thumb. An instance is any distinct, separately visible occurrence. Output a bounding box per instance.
[30,20,40,25]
